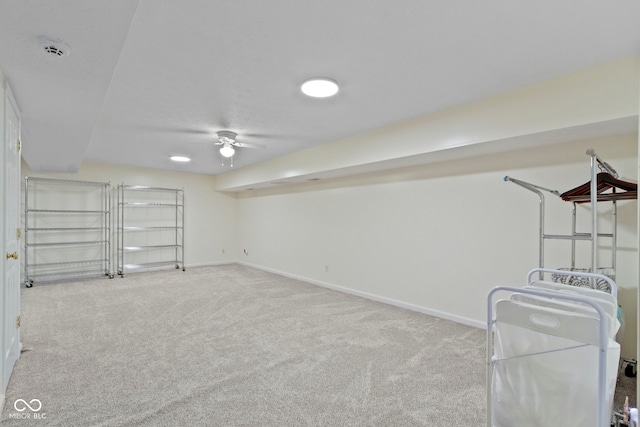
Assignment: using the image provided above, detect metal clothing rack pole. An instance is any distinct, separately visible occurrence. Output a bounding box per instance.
[503,176,560,279]
[590,151,598,275]
[586,149,619,277]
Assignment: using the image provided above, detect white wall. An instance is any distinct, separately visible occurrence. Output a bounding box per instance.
[21,160,238,270]
[236,134,638,358]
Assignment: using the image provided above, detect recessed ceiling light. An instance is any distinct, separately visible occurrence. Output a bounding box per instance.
[170,156,191,162]
[301,78,339,98]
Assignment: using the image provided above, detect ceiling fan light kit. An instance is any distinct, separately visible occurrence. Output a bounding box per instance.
[216,130,237,167]
[219,144,235,158]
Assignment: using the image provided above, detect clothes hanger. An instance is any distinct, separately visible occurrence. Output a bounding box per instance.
[560,172,637,203]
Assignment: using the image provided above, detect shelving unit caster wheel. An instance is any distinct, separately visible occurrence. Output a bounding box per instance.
[25,280,33,288]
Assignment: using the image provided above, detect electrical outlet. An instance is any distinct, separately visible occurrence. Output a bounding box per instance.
[243,249,248,255]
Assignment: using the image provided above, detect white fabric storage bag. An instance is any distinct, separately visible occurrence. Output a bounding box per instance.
[525,282,620,336]
[511,292,619,339]
[491,299,619,427]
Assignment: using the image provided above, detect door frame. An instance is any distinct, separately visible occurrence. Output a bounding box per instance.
[1,73,22,412]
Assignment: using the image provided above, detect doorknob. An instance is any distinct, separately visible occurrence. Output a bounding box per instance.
[6,252,18,260]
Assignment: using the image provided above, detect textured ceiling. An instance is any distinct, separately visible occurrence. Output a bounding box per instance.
[1,1,639,175]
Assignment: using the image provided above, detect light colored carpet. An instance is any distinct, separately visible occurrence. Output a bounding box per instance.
[1,264,487,426]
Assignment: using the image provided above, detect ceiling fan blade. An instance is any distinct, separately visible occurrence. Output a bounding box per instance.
[235,141,266,150]
[242,132,272,139]
[176,129,213,136]
[130,123,214,135]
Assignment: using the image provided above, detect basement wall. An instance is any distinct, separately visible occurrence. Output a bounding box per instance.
[236,134,638,358]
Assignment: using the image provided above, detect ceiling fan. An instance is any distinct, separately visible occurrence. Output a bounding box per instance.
[213,130,263,167]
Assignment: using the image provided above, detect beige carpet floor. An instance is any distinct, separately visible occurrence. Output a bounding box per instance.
[1,265,487,426]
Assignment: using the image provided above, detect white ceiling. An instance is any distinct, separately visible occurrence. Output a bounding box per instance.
[1,1,639,176]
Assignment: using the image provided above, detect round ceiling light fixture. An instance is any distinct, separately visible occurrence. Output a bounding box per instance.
[301,78,339,98]
[219,143,235,158]
[170,155,191,162]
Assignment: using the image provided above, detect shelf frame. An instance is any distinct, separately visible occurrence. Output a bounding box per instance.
[116,184,184,277]
[24,176,113,287]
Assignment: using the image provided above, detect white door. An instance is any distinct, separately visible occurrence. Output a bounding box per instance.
[2,88,21,392]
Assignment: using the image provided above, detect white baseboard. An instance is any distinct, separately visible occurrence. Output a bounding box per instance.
[184,261,236,269]
[237,261,485,330]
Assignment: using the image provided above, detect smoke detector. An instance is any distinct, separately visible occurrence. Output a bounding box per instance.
[37,36,71,57]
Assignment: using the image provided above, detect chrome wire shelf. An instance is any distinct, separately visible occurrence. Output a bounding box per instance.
[116,184,184,277]
[24,176,113,287]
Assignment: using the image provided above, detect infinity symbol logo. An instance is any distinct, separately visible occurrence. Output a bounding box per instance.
[14,399,42,412]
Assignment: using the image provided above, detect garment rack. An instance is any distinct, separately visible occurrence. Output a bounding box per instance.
[504,149,637,278]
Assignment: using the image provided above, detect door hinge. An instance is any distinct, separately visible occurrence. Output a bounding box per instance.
[16,139,21,152]
[16,316,20,329]
[17,228,21,240]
